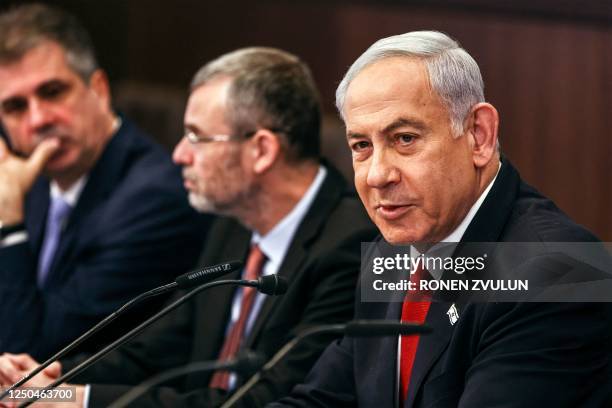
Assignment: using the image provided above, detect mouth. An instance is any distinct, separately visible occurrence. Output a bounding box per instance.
[182,173,197,191]
[374,203,413,220]
[183,178,195,191]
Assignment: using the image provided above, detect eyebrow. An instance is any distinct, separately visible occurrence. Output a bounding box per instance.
[0,79,70,105]
[382,117,428,133]
[346,117,428,140]
[183,123,201,133]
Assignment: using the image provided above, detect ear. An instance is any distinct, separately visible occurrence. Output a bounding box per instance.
[465,102,499,168]
[250,129,281,174]
[88,69,112,106]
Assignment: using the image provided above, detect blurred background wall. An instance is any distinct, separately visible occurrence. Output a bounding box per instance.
[3,0,610,239]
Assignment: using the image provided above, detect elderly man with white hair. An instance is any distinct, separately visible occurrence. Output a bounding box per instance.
[271,31,612,408]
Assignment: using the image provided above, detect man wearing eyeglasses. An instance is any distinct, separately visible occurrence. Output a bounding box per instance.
[0,47,377,407]
[0,3,208,360]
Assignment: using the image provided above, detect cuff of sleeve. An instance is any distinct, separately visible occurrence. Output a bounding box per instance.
[83,384,91,408]
[0,231,28,248]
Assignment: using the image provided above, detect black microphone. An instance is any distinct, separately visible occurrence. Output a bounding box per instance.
[245,274,289,296]
[107,351,266,408]
[1,260,241,402]
[220,320,431,408]
[18,274,287,408]
[175,260,243,289]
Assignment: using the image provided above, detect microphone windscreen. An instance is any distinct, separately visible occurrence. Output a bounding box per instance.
[176,260,243,289]
[257,274,289,295]
[233,350,266,377]
[345,320,432,337]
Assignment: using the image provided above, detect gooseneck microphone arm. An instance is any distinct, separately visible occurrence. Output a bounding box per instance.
[220,320,432,408]
[107,351,266,408]
[0,260,242,402]
[1,283,174,401]
[18,274,285,408]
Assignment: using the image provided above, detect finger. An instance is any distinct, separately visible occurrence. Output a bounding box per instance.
[25,138,59,177]
[0,355,18,375]
[42,361,61,379]
[5,354,37,371]
[0,357,11,384]
[0,138,8,159]
[0,358,20,384]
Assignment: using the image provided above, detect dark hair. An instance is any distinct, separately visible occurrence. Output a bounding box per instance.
[0,3,98,81]
[191,47,321,162]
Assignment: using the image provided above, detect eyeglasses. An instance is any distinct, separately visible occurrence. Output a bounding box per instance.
[184,128,284,145]
[184,130,258,145]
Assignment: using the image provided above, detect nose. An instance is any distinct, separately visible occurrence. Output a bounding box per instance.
[27,98,54,131]
[172,136,193,166]
[366,148,401,188]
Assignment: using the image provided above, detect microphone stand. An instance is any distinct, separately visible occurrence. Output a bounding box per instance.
[0,282,176,402]
[2,260,242,402]
[220,320,431,408]
[17,278,262,408]
[107,351,265,408]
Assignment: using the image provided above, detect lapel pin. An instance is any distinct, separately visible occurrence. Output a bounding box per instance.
[446,303,459,325]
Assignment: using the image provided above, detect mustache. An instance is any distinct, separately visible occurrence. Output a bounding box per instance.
[182,170,197,182]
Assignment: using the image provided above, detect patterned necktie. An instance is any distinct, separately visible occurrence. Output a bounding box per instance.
[37,196,72,287]
[209,244,267,390]
[399,264,431,405]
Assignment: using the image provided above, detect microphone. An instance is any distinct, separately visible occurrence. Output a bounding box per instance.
[2,260,243,401]
[107,351,266,408]
[220,320,431,408]
[175,260,243,289]
[244,274,289,296]
[17,274,287,407]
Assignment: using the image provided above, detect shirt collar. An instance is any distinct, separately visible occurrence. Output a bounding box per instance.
[252,165,327,269]
[50,175,88,207]
[47,116,120,207]
[440,161,502,244]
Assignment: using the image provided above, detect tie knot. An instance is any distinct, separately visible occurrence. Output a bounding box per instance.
[245,244,266,281]
[411,264,429,282]
[49,196,72,223]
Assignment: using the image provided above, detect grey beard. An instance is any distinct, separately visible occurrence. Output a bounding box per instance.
[188,192,217,213]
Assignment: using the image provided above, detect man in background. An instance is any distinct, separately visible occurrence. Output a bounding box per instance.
[0,3,208,360]
[0,47,376,407]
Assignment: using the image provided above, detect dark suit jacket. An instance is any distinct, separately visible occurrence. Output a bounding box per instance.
[62,165,378,407]
[274,159,612,408]
[0,118,210,360]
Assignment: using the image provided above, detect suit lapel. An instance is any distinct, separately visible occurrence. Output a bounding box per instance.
[43,121,136,286]
[460,157,520,244]
[245,165,348,348]
[404,301,454,407]
[184,220,252,389]
[25,178,50,255]
[192,221,252,362]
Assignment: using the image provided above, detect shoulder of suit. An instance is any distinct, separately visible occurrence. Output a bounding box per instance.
[107,122,184,194]
[502,180,599,242]
[321,193,378,239]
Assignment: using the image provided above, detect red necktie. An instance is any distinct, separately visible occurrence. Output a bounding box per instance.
[209,244,266,390]
[399,265,431,405]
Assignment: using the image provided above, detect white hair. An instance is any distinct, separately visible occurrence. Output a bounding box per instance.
[336,31,484,136]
